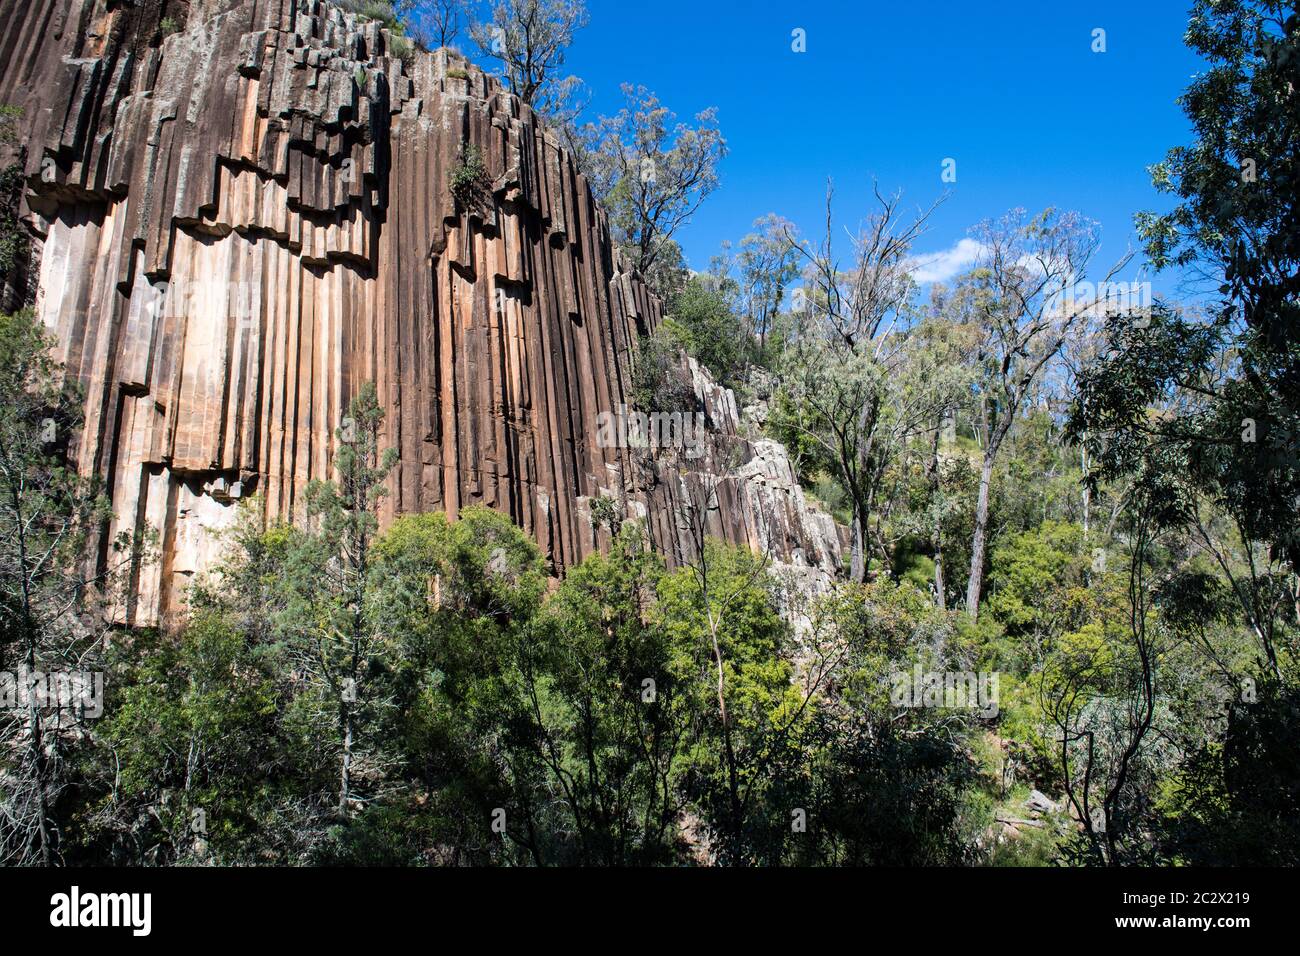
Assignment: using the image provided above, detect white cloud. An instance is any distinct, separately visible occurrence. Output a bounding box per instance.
[908,238,984,285]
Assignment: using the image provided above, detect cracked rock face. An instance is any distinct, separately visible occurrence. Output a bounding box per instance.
[1,0,842,625]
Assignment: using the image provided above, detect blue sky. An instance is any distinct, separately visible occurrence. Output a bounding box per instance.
[557,0,1206,294]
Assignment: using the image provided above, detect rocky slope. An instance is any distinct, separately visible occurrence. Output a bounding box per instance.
[0,0,842,625]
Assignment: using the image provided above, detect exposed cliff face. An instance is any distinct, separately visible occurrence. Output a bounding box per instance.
[1,0,842,625]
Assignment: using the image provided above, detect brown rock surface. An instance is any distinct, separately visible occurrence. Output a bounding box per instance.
[1,0,842,625]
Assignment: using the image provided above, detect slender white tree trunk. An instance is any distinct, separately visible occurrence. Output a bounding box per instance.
[966,452,995,621]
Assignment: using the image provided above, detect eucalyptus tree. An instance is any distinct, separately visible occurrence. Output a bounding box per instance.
[279,384,399,817]
[738,214,800,351]
[773,184,956,583]
[1071,0,1300,675]
[956,208,1131,620]
[582,84,726,290]
[469,0,588,120]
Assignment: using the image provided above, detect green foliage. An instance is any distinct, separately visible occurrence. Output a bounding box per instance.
[340,1,402,29]
[1159,679,1300,865]
[736,214,800,347]
[1048,3,1300,864]
[0,106,27,277]
[987,521,1113,645]
[275,384,400,816]
[662,276,753,389]
[0,311,119,864]
[630,326,697,414]
[794,579,985,865]
[448,142,490,212]
[0,104,21,144]
[800,715,983,865]
[91,615,303,864]
[582,83,726,282]
[388,35,414,62]
[587,494,621,535]
[517,528,687,862]
[1099,0,1300,576]
[41,491,991,865]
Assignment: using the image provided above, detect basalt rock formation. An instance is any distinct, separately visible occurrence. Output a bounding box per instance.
[0,0,842,626]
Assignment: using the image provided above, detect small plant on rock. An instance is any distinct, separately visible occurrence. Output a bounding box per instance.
[448,143,490,213]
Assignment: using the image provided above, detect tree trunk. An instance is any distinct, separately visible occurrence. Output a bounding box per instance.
[848,397,881,585]
[930,423,946,609]
[25,657,52,864]
[13,479,51,865]
[708,610,743,860]
[1081,446,1090,537]
[849,508,867,584]
[966,451,996,621]
[934,535,946,609]
[339,701,354,815]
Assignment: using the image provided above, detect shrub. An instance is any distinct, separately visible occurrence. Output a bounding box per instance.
[631,327,697,415]
[663,276,753,390]
[388,35,414,63]
[448,143,490,213]
[361,1,397,23]
[0,108,27,277]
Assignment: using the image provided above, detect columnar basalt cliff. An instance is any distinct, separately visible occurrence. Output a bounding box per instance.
[0,0,842,625]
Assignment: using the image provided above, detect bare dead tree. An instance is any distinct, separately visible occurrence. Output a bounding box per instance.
[401,0,466,50]
[776,182,953,583]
